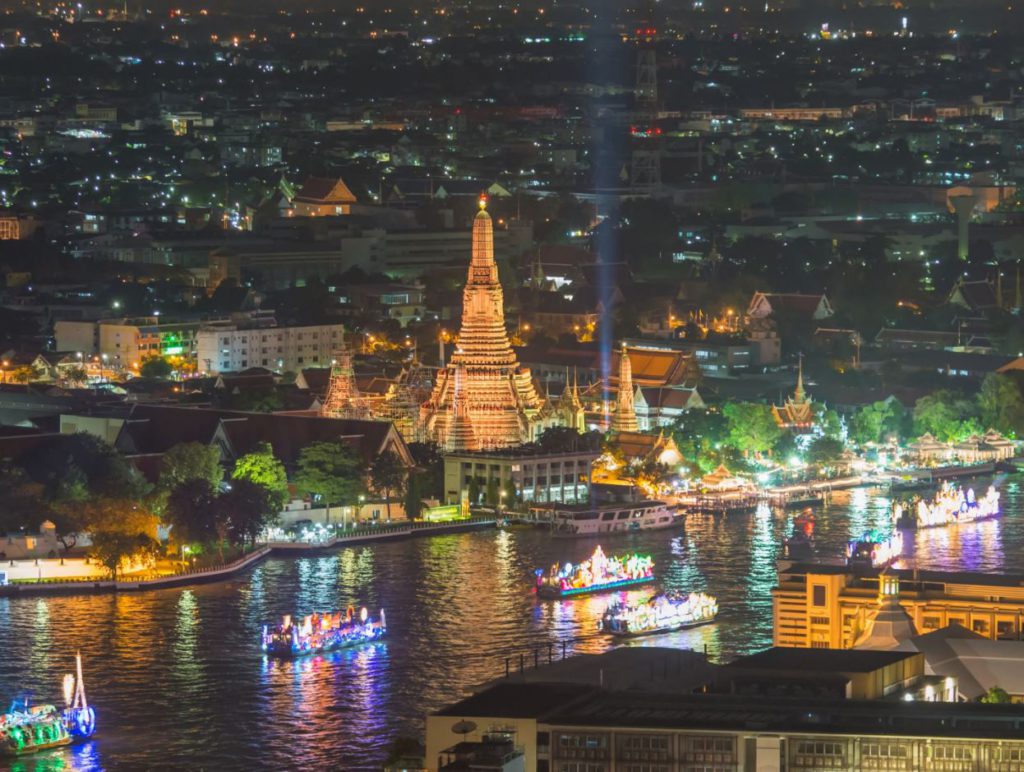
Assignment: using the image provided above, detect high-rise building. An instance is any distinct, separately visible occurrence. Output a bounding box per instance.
[421,197,543,451]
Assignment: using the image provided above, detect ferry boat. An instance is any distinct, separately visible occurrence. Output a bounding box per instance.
[894,482,1000,530]
[535,545,654,599]
[1,653,95,758]
[600,592,718,636]
[846,529,903,569]
[546,500,679,537]
[261,606,386,657]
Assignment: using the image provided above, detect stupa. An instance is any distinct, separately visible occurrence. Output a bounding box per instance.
[610,342,638,433]
[421,196,542,450]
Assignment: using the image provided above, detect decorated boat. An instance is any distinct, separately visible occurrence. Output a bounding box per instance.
[846,529,903,569]
[783,509,815,560]
[894,482,1000,530]
[535,546,654,599]
[261,606,386,657]
[600,592,718,636]
[1,653,95,758]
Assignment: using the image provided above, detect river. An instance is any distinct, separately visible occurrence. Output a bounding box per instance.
[1,475,1020,770]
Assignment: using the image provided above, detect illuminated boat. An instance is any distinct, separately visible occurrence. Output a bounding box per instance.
[600,592,718,636]
[535,545,654,599]
[261,606,386,657]
[783,510,815,560]
[894,483,1000,530]
[846,529,903,569]
[1,653,95,758]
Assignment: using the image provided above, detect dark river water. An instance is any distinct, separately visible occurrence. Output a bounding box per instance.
[1,475,1020,770]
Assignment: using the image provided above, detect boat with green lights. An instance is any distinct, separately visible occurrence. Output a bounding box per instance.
[0,653,95,758]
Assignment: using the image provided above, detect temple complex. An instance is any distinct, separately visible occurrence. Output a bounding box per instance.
[772,357,815,432]
[320,340,372,420]
[420,197,543,450]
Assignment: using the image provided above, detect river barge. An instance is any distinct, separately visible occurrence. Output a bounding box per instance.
[893,482,1000,530]
[600,592,718,636]
[262,607,386,657]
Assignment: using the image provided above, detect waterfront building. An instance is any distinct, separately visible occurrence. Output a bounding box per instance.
[421,198,543,451]
[196,320,346,374]
[443,445,598,505]
[773,564,1024,650]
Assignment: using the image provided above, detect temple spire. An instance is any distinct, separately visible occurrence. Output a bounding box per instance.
[611,342,638,433]
[794,354,806,403]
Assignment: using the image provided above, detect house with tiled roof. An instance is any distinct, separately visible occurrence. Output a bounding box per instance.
[747,291,834,321]
[290,176,357,216]
[948,278,999,312]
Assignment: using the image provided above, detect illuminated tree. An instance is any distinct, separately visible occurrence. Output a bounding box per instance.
[139,355,172,379]
[232,442,288,511]
[165,479,219,545]
[981,686,1011,704]
[977,373,1024,437]
[160,442,223,491]
[84,498,160,580]
[913,391,981,442]
[722,402,782,455]
[294,441,366,508]
[806,436,845,470]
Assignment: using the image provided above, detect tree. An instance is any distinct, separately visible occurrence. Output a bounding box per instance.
[485,477,499,508]
[407,441,444,498]
[293,441,366,508]
[21,432,150,502]
[977,373,1024,437]
[722,402,782,455]
[850,399,907,445]
[0,464,49,535]
[467,476,480,505]
[218,479,277,548]
[913,391,980,442]
[370,451,407,521]
[84,498,160,580]
[806,436,845,469]
[165,478,220,545]
[404,472,423,520]
[8,365,38,383]
[980,686,1012,704]
[232,442,289,511]
[501,479,518,512]
[160,442,223,491]
[815,407,844,440]
[139,355,173,379]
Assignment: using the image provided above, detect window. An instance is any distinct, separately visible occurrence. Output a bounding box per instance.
[922,616,940,630]
[812,585,827,607]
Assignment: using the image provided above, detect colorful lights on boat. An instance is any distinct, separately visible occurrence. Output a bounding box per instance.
[536,545,654,598]
[1,653,94,758]
[601,592,718,636]
[894,483,1000,529]
[262,607,386,658]
[847,529,903,568]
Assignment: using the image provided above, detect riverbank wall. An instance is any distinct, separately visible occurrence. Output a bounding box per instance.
[0,517,498,598]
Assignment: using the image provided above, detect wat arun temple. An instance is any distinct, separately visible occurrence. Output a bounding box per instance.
[322,197,590,451]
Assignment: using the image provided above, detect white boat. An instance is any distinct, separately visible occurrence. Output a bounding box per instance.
[546,501,680,537]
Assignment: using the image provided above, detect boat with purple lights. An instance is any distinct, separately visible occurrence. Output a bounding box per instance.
[261,606,386,657]
[600,592,718,636]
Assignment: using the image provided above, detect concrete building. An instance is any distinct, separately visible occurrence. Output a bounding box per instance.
[55,317,201,371]
[773,564,1024,650]
[443,446,598,506]
[196,320,347,374]
[426,646,1024,772]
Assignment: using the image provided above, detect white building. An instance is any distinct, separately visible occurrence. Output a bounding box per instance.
[196,322,347,374]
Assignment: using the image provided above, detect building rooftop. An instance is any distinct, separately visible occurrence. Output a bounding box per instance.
[726,647,916,674]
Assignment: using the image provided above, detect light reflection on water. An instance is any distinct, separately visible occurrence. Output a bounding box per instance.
[2,475,1023,769]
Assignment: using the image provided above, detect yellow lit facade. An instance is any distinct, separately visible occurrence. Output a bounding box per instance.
[774,566,1024,649]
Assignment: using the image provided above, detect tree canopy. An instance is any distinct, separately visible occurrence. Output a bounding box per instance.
[722,402,782,455]
[231,442,289,510]
[293,441,367,507]
[159,442,223,491]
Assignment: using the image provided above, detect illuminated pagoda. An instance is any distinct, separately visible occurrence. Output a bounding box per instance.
[421,196,542,451]
[772,357,815,432]
[610,342,639,433]
[320,338,372,420]
[535,368,587,435]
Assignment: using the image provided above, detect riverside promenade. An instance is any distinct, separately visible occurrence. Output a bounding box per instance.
[0,516,498,597]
